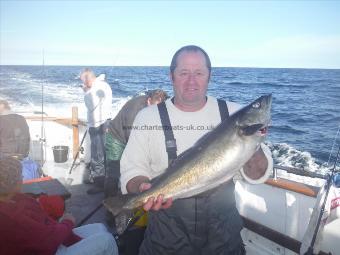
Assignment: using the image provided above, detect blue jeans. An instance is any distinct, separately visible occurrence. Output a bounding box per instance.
[56,223,118,255]
[89,123,107,178]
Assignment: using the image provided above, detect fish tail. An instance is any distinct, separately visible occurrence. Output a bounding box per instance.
[114,210,136,235]
[103,194,139,235]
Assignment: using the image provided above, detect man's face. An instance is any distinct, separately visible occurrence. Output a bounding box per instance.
[171,51,210,110]
[80,73,92,89]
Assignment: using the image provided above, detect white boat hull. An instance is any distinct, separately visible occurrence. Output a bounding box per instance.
[236,179,340,255]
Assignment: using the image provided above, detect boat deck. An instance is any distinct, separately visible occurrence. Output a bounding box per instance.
[40,159,112,229]
[65,181,108,227]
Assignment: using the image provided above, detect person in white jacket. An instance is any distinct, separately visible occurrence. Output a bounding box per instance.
[80,68,112,194]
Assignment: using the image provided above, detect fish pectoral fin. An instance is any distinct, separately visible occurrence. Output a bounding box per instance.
[103,194,134,216]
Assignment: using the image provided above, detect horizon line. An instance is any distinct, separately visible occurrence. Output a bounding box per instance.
[1,64,339,71]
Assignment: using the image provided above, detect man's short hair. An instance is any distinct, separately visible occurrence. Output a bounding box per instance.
[0,100,10,110]
[146,89,169,102]
[170,45,211,76]
[80,68,96,79]
[0,157,22,195]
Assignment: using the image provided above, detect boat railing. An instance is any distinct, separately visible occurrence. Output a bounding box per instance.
[273,164,327,180]
[265,165,330,197]
[24,106,86,159]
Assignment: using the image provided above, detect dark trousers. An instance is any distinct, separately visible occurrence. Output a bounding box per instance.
[89,124,106,178]
[104,160,120,197]
[139,181,245,255]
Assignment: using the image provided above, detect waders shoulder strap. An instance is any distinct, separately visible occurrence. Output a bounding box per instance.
[217,99,229,121]
[157,101,177,164]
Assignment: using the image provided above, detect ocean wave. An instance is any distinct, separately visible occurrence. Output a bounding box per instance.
[267,142,329,175]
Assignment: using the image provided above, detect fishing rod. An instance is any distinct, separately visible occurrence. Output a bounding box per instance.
[40,49,46,168]
[69,128,88,174]
[327,124,340,167]
[304,144,340,255]
[76,202,103,227]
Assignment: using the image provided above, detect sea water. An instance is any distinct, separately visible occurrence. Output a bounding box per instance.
[0,65,339,174]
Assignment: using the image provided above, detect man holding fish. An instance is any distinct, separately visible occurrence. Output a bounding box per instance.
[113,45,273,254]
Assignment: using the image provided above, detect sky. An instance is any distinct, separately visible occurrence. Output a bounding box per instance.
[1,0,340,68]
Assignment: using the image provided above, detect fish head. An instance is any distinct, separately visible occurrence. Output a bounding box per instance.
[236,94,272,140]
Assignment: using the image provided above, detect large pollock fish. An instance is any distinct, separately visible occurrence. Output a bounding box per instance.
[104,94,272,234]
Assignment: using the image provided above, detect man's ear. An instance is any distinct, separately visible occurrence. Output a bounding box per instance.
[170,72,174,82]
[147,98,152,106]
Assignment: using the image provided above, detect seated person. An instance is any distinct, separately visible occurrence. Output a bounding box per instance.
[0,100,41,180]
[0,157,118,255]
[0,100,30,160]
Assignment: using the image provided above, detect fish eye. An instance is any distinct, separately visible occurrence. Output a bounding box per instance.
[252,102,261,109]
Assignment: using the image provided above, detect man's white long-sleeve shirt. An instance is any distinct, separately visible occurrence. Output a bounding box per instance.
[84,76,112,128]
